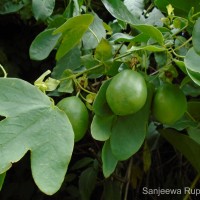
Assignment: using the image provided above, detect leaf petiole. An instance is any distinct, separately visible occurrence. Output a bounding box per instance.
[0,64,7,78]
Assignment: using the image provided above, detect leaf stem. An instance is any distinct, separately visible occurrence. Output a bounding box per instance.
[0,64,7,78]
[173,37,192,52]
[74,79,96,95]
[170,48,185,58]
[89,28,100,43]
[191,12,200,21]
[114,51,133,61]
[186,111,196,122]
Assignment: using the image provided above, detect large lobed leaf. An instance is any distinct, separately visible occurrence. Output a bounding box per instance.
[0,78,74,195]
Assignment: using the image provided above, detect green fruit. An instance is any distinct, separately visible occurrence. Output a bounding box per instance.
[152,83,187,125]
[106,69,147,116]
[57,96,89,142]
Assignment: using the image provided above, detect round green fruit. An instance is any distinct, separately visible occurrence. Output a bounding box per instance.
[57,96,89,142]
[152,83,187,125]
[106,69,147,116]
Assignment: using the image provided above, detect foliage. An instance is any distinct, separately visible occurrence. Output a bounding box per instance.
[1,0,200,199]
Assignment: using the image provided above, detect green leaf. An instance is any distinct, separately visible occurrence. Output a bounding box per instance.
[93,80,113,117]
[155,52,168,67]
[128,45,166,52]
[32,0,55,21]
[0,78,74,195]
[193,17,200,55]
[0,0,25,14]
[79,166,98,200]
[102,140,118,178]
[53,14,94,60]
[188,127,200,145]
[144,8,164,27]
[52,47,81,78]
[81,54,99,69]
[161,129,200,173]
[58,70,74,93]
[186,68,200,86]
[101,0,141,24]
[184,48,200,85]
[109,33,134,42]
[48,15,66,29]
[29,29,61,61]
[91,115,115,141]
[168,115,198,131]
[174,59,187,74]
[124,0,144,18]
[182,81,200,97]
[0,172,6,191]
[110,83,154,160]
[94,38,113,62]
[82,14,106,49]
[101,0,164,45]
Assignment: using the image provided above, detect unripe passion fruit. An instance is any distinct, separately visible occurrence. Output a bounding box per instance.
[152,83,187,125]
[57,96,89,142]
[106,69,147,116]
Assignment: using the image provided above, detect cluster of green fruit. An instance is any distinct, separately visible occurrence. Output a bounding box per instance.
[106,69,187,125]
[56,69,187,143]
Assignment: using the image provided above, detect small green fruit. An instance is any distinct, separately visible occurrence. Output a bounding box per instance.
[152,83,187,125]
[57,96,89,142]
[106,69,147,116]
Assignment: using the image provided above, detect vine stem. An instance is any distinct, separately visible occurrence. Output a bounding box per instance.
[59,63,103,81]
[173,37,192,52]
[170,48,185,58]
[74,79,96,95]
[183,174,200,200]
[124,158,133,200]
[114,51,133,61]
[0,64,7,78]
[190,12,200,21]
[59,50,134,82]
